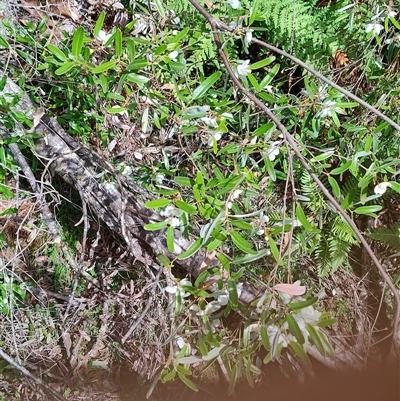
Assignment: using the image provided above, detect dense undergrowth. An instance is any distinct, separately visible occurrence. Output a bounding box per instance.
[0,0,399,399]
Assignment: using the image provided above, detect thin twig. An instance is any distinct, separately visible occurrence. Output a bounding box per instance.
[122,266,162,343]
[0,348,68,401]
[5,139,61,240]
[187,0,400,133]
[188,0,400,352]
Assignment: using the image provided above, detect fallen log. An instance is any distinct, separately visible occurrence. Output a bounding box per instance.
[0,76,261,304]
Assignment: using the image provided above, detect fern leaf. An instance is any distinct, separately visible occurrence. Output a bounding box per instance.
[367,225,400,250]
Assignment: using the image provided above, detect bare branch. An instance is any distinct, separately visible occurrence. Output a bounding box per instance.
[0,348,68,401]
[187,0,400,352]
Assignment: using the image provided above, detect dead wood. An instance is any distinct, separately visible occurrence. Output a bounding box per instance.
[0,76,261,305]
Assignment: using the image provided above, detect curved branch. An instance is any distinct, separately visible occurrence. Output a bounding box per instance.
[188,0,400,133]
[188,0,400,351]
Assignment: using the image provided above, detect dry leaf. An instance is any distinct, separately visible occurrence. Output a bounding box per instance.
[274,283,306,296]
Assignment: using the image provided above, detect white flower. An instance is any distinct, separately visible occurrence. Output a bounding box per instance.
[244,29,253,46]
[207,131,222,146]
[121,165,132,177]
[236,59,251,78]
[96,30,112,43]
[374,182,391,195]
[211,318,221,332]
[176,337,186,348]
[160,205,182,218]
[217,294,229,306]
[155,173,164,184]
[267,141,281,161]
[201,116,218,128]
[170,217,180,228]
[227,0,240,9]
[365,22,384,35]
[168,50,179,62]
[165,278,192,298]
[231,189,243,201]
[236,282,243,298]
[103,182,118,195]
[316,100,337,118]
[260,211,269,224]
[176,337,191,353]
[256,228,264,235]
[388,10,397,18]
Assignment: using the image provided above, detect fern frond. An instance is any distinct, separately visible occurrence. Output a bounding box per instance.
[315,236,351,277]
[367,224,400,250]
[331,216,359,245]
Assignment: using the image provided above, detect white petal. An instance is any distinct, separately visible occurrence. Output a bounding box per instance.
[374,182,391,195]
[165,286,177,294]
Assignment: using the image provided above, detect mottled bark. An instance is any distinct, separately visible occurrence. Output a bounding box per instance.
[0,76,261,304]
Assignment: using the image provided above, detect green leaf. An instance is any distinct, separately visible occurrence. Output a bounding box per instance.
[145,199,170,208]
[228,279,239,309]
[93,11,106,37]
[167,225,175,252]
[306,323,325,356]
[176,366,193,376]
[354,205,382,216]
[0,184,13,198]
[286,313,305,344]
[177,356,203,365]
[55,62,76,75]
[47,43,68,62]
[72,26,84,57]
[114,28,122,57]
[264,156,276,181]
[253,122,274,136]
[175,200,197,214]
[317,330,335,358]
[157,254,172,267]
[247,74,260,91]
[230,220,253,230]
[106,106,125,114]
[328,176,341,198]
[227,364,237,395]
[91,61,117,74]
[245,357,255,388]
[268,236,280,261]
[260,325,270,351]
[0,76,6,91]
[47,44,67,62]
[0,207,17,217]
[153,0,165,17]
[192,71,222,100]
[175,177,194,186]
[289,341,311,368]
[289,297,319,311]
[127,59,149,70]
[310,150,335,162]
[331,160,352,175]
[144,221,168,231]
[259,64,280,88]
[390,181,400,193]
[178,372,198,391]
[250,56,275,70]
[162,369,176,382]
[318,317,337,328]
[177,238,203,260]
[230,231,257,255]
[125,73,150,85]
[232,249,269,264]
[0,36,9,49]
[249,0,261,25]
[296,204,318,232]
